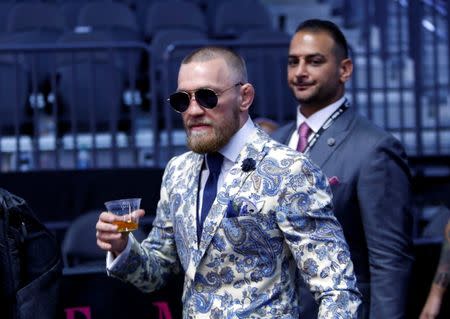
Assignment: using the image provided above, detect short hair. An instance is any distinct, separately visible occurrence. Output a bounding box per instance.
[181,46,248,83]
[295,19,349,60]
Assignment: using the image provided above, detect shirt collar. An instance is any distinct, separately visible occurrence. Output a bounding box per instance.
[219,117,257,163]
[296,96,346,133]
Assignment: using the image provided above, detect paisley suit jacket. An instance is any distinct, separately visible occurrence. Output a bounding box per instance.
[109,128,361,318]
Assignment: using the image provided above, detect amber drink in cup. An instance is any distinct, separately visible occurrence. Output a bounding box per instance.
[104,198,141,232]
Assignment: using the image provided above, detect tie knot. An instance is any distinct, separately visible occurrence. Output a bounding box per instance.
[298,122,311,138]
[206,152,223,176]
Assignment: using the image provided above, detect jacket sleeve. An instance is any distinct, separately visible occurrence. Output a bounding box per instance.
[357,135,414,319]
[275,155,362,318]
[108,157,181,292]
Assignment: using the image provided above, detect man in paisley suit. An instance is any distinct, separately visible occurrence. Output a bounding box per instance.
[96,46,361,318]
[271,19,414,318]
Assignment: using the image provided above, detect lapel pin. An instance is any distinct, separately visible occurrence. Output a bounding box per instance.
[241,158,256,172]
[327,138,336,147]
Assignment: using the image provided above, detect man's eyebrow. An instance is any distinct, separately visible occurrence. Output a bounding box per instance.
[306,53,325,58]
[288,53,325,58]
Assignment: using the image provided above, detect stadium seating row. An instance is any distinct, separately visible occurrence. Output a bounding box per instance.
[0,0,274,40]
[0,0,294,139]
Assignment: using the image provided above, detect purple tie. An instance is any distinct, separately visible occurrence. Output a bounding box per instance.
[296,122,311,153]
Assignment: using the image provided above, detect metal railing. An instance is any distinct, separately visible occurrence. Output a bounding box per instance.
[0,1,448,171]
[348,0,449,157]
[0,41,158,171]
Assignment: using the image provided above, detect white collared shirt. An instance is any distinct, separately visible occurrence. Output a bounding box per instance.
[288,96,346,150]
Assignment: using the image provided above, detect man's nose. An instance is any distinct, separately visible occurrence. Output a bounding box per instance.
[295,60,307,76]
[185,94,204,115]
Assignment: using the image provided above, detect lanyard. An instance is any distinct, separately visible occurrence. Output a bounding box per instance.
[303,100,349,154]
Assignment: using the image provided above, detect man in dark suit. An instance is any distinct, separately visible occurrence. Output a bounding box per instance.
[272,19,414,319]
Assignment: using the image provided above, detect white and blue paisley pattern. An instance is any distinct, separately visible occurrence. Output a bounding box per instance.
[109,128,361,318]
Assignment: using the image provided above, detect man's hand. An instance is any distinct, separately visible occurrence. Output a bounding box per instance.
[96,209,145,256]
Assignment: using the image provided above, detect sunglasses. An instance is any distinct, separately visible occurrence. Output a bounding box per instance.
[168,82,243,113]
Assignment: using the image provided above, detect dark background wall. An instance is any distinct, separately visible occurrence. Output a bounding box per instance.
[1,168,164,223]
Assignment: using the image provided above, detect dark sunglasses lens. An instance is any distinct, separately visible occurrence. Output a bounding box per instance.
[169,92,190,112]
[195,89,218,109]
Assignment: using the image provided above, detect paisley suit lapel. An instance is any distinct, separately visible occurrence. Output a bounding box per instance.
[181,153,204,250]
[223,131,269,201]
[196,129,270,263]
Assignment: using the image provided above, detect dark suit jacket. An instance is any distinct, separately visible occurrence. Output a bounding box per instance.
[272,107,414,319]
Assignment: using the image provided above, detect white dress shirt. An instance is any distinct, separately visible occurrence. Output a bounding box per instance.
[287,96,346,150]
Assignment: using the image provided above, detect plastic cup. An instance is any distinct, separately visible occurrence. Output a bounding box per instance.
[104,198,141,232]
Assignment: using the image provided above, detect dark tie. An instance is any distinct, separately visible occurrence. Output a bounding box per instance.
[296,122,311,153]
[198,152,224,242]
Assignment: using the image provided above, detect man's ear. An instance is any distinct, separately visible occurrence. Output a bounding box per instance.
[240,83,255,111]
[339,58,353,83]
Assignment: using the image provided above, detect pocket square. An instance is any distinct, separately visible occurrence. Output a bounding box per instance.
[225,197,258,218]
[328,176,340,186]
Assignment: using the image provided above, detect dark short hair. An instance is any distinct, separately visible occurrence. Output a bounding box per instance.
[295,19,349,59]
